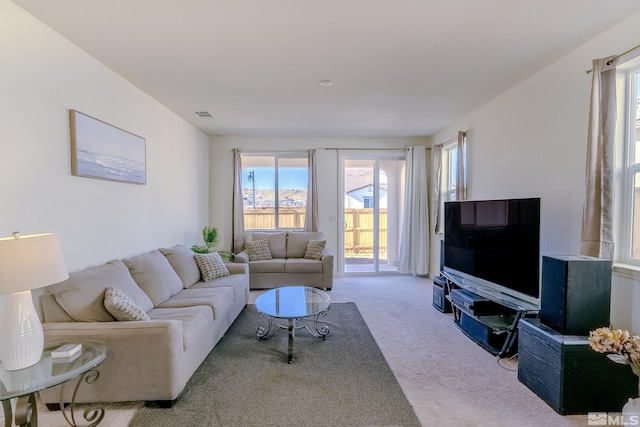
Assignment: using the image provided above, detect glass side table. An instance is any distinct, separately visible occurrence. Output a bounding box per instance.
[0,339,109,427]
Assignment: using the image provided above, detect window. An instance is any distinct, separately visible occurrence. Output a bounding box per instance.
[621,62,640,265]
[241,153,308,230]
[435,140,458,233]
[442,140,459,204]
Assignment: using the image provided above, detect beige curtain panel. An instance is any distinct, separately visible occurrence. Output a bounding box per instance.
[304,149,319,232]
[431,144,443,234]
[455,131,467,201]
[232,148,245,254]
[580,56,617,260]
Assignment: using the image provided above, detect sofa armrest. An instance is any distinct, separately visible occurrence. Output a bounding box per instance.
[42,320,187,403]
[235,250,249,263]
[225,262,248,275]
[321,250,334,289]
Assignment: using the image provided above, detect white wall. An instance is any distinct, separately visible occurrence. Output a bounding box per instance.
[0,0,210,274]
[430,11,640,332]
[208,136,430,268]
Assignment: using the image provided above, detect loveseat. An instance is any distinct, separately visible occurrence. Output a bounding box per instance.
[38,244,249,405]
[234,231,333,290]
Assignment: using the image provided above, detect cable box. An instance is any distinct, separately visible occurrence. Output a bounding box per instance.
[449,289,507,316]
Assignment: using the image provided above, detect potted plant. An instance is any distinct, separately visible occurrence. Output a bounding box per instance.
[191,226,234,260]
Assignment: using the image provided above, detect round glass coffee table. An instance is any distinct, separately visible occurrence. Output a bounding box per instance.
[255,286,330,363]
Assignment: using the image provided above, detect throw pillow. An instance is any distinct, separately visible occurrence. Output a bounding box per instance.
[104,287,150,321]
[49,259,153,322]
[246,239,272,261]
[194,252,230,281]
[304,240,326,260]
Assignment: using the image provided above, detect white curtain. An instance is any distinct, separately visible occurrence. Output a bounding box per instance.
[431,144,443,234]
[304,149,319,231]
[580,56,617,259]
[455,131,467,201]
[398,146,430,275]
[232,149,245,254]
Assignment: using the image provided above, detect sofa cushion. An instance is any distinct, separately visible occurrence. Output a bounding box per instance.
[284,258,324,273]
[104,287,150,321]
[246,239,272,261]
[123,250,184,306]
[159,245,201,288]
[287,232,324,258]
[48,259,153,322]
[304,240,326,260]
[190,273,247,301]
[248,259,285,274]
[156,287,235,320]
[147,306,213,351]
[247,232,287,258]
[194,252,230,281]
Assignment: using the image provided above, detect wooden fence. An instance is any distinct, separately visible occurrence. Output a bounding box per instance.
[244,208,306,230]
[244,208,387,257]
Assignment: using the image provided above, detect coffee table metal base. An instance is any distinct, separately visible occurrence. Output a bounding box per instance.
[257,309,330,363]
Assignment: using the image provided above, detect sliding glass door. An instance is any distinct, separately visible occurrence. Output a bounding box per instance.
[339,152,405,274]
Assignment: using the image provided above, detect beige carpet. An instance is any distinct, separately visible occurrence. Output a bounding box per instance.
[28,275,592,426]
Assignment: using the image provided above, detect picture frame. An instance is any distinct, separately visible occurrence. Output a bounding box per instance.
[69,110,146,184]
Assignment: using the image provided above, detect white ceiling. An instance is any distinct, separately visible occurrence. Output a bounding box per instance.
[13,0,640,138]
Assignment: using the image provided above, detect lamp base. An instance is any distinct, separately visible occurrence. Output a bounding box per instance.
[0,290,44,371]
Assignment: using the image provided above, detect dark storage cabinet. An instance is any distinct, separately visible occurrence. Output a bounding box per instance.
[518,318,638,415]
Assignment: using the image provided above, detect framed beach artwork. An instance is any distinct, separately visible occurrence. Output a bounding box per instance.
[69,110,146,184]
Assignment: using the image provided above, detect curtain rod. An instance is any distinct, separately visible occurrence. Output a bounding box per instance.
[586,42,640,74]
[434,131,467,148]
[322,147,431,151]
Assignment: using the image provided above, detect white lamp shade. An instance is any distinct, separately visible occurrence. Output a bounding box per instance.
[0,233,69,294]
[0,233,68,370]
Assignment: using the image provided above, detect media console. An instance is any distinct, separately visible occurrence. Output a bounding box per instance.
[441,271,540,357]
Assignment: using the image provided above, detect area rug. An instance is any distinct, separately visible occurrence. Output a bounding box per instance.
[130,302,420,427]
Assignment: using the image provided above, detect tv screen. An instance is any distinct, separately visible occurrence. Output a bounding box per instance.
[444,197,540,299]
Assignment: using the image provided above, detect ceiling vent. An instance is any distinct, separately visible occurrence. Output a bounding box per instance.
[193,111,216,119]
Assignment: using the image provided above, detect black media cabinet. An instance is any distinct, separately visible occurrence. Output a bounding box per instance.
[442,271,539,357]
[518,318,638,414]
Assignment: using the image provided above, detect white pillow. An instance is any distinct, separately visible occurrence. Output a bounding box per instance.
[194,252,230,281]
[104,287,150,321]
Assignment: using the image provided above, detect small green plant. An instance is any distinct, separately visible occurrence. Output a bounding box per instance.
[191,226,219,254]
[191,227,235,260]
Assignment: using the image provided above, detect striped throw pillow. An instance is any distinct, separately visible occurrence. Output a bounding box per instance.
[304,240,326,260]
[104,287,150,321]
[194,252,230,281]
[246,239,272,261]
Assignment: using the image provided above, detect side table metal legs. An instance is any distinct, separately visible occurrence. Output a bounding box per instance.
[288,320,295,364]
[257,308,330,363]
[58,368,105,427]
[1,394,38,427]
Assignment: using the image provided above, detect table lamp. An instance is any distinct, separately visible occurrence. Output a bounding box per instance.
[0,232,68,371]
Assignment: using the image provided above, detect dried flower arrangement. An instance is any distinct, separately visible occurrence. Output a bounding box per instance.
[589,327,640,377]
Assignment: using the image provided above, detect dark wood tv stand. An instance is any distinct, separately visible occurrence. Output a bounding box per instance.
[441,271,540,357]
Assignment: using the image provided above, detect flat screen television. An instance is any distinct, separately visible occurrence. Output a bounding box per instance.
[443,197,540,304]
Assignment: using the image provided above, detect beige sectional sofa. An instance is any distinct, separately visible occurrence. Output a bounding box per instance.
[235,231,333,290]
[38,244,249,406]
